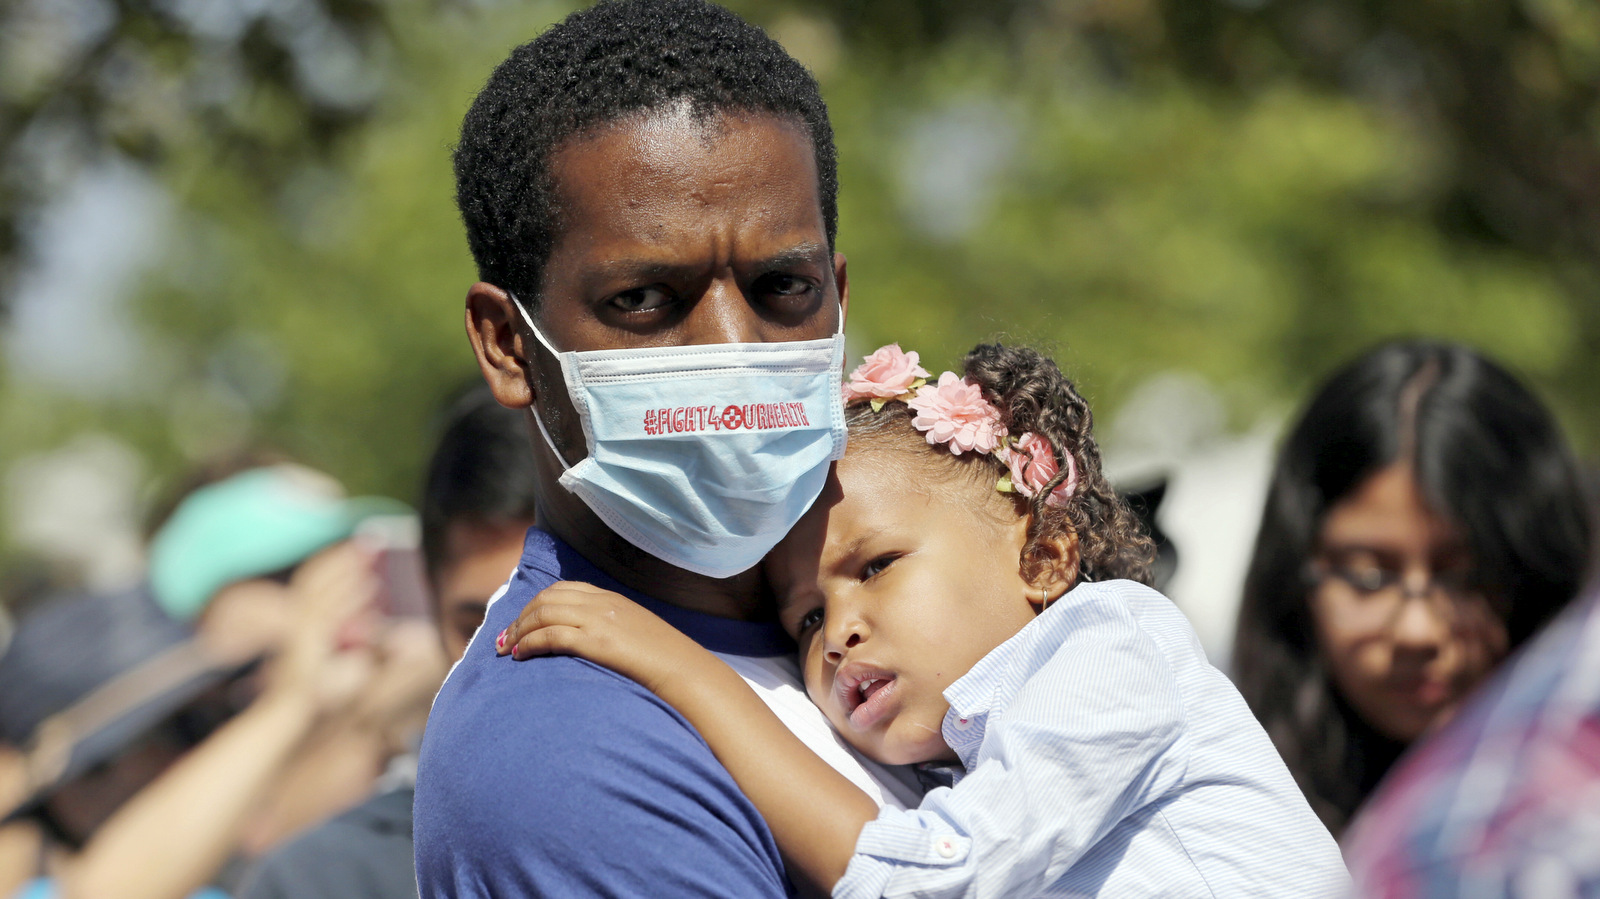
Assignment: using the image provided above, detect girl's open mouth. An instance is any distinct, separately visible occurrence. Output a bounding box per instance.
[835,664,899,730]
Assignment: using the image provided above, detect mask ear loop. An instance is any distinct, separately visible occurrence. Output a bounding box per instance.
[508,290,563,357]
[508,291,575,471]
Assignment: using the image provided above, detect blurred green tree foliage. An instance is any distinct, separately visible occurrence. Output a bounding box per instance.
[0,0,1594,533]
[0,0,391,309]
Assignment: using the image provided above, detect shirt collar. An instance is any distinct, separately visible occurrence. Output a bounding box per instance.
[942,586,1090,721]
[517,528,795,658]
[943,615,1031,721]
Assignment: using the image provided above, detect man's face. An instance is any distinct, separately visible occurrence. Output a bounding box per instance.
[521,106,846,457]
[465,105,847,591]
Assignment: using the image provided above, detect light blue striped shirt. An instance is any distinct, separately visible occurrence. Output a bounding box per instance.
[834,579,1349,898]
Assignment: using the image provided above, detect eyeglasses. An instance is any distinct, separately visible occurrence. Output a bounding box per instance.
[1308,561,1494,633]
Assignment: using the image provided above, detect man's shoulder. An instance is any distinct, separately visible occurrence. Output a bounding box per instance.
[413,568,789,899]
[418,626,699,785]
[421,555,691,750]
[414,593,725,831]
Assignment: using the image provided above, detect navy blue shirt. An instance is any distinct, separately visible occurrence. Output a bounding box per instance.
[413,529,794,898]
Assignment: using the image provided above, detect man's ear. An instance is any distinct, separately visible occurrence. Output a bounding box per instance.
[833,251,848,328]
[465,282,534,409]
[1024,527,1080,612]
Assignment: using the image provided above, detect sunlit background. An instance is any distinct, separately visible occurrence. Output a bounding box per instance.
[3,0,1597,660]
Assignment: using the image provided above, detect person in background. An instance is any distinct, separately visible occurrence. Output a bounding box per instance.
[150,465,401,668]
[146,464,445,855]
[416,387,545,662]
[1231,339,1594,835]
[235,386,539,899]
[1341,569,1599,896]
[0,744,29,898]
[0,550,376,899]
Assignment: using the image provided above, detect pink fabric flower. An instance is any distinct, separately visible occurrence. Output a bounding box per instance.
[1003,432,1077,507]
[907,372,1007,455]
[844,344,930,402]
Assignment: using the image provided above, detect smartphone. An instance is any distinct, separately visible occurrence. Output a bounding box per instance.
[354,515,432,619]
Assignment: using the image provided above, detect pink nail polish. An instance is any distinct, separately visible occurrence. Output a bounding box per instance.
[495,628,507,651]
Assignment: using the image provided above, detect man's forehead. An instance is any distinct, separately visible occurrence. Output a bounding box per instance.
[573,239,832,279]
[548,107,819,223]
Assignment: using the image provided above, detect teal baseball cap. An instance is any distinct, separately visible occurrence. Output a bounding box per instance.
[148,465,409,621]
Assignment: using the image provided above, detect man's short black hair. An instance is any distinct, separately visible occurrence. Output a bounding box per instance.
[453,0,837,306]
[420,384,541,581]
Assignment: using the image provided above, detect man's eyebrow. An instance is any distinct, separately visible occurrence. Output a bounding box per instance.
[582,242,832,285]
[582,243,832,278]
[584,257,695,281]
[753,242,831,270]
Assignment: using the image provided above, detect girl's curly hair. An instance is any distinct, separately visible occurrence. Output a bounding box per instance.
[844,343,1155,590]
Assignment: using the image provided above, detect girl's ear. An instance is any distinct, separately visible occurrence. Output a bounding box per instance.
[1025,527,1080,612]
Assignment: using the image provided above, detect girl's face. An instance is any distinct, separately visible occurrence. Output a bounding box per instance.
[1309,462,1509,743]
[765,447,1040,765]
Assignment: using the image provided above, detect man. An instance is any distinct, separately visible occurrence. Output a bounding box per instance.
[413,1,919,896]
[239,387,539,899]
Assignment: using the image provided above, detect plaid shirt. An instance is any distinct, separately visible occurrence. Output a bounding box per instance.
[1344,583,1600,898]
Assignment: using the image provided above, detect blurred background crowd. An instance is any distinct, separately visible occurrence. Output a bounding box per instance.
[0,0,1597,897]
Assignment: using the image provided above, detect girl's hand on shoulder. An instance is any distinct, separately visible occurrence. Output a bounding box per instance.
[495,581,709,697]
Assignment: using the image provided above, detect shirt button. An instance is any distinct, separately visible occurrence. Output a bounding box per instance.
[935,837,957,858]
[955,717,971,728]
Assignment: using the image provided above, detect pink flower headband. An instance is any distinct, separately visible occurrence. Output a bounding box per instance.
[843,344,1078,507]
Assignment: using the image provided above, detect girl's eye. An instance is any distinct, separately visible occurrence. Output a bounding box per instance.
[796,607,824,632]
[861,555,896,580]
[610,286,674,313]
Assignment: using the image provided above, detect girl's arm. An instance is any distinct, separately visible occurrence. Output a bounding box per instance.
[501,583,881,897]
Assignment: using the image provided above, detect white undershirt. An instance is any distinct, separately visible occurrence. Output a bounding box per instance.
[715,651,923,811]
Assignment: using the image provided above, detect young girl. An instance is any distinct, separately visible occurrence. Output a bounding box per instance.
[496,343,1348,897]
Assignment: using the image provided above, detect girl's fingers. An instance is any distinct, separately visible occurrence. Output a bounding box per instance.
[496,581,636,658]
[496,596,594,655]
[509,625,585,660]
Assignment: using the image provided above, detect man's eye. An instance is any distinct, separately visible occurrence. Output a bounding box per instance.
[610,286,674,313]
[797,607,824,632]
[755,273,815,299]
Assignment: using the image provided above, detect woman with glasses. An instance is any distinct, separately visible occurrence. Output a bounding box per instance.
[1230,339,1594,836]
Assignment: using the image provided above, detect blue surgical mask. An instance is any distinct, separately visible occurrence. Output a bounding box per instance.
[513,295,847,579]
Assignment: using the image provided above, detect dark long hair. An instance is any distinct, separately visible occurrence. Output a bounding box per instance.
[1232,339,1594,835]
